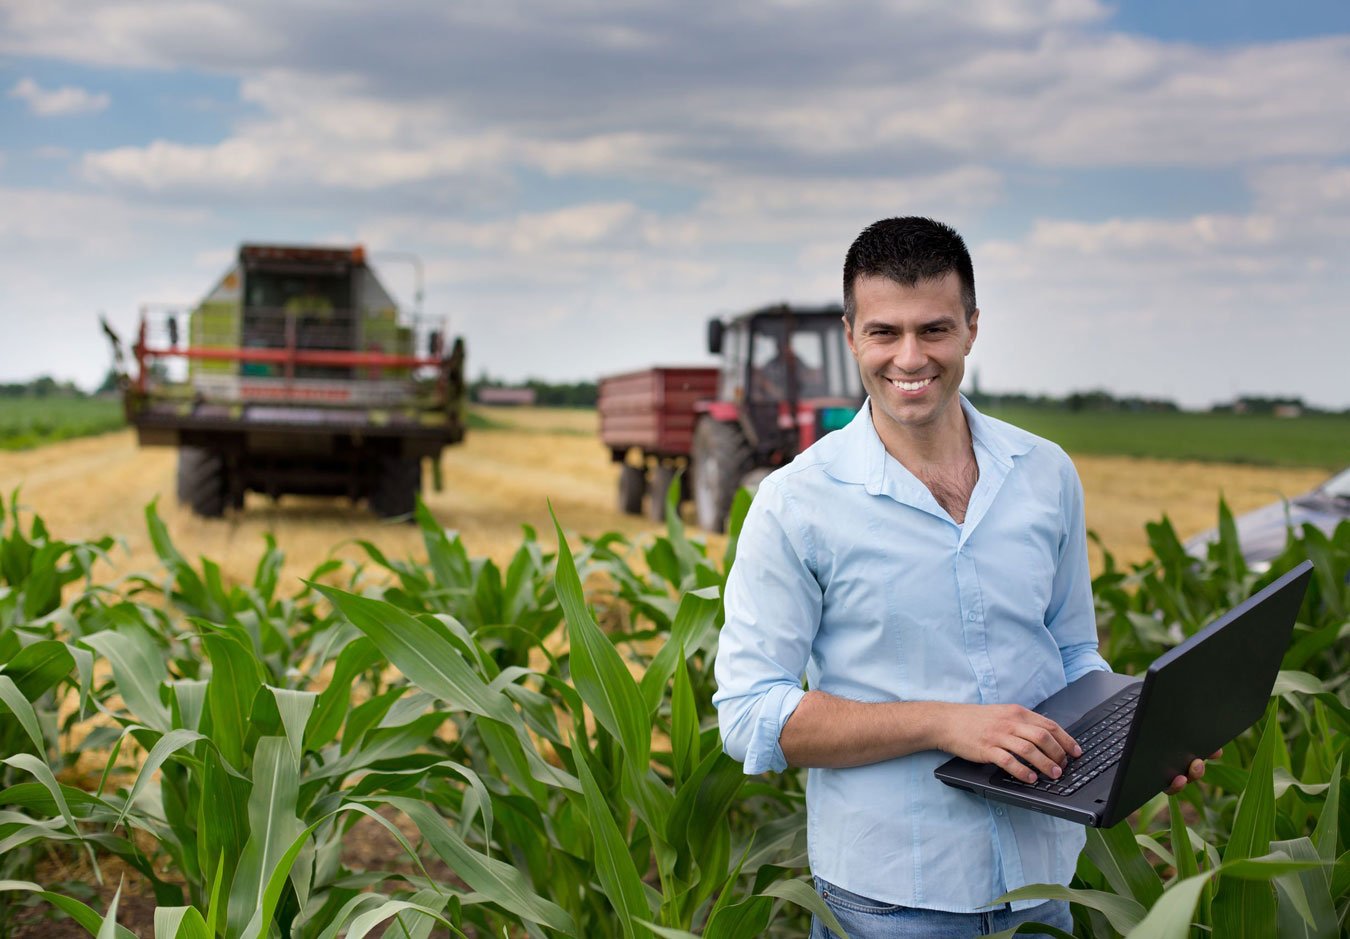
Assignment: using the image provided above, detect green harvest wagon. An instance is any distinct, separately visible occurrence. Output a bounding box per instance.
[114,243,466,518]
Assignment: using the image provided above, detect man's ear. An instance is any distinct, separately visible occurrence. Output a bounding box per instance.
[965,308,979,354]
[842,314,857,357]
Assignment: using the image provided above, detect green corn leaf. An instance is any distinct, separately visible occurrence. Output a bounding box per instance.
[115,728,204,828]
[153,906,212,939]
[1168,795,1198,883]
[198,750,247,927]
[1312,755,1342,863]
[640,586,721,716]
[635,923,700,939]
[1268,837,1337,938]
[313,583,514,722]
[2,753,78,835]
[996,883,1146,935]
[1086,821,1164,908]
[1273,670,1329,697]
[703,895,773,939]
[267,686,317,764]
[69,642,94,721]
[1212,704,1281,937]
[760,878,853,938]
[0,638,74,699]
[0,880,139,939]
[670,648,700,783]
[201,628,265,770]
[313,895,389,939]
[170,679,208,733]
[551,508,651,769]
[227,737,305,937]
[82,628,172,732]
[97,880,122,939]
[345,900,464,939]
[722,487,754,569]
[416,500,473,590]
[1215,496,1247,582]
[305,636,381,749]
[206,848,227,939]
[0,674,46,754]
[379,795,576,934]
[573,748,651,938]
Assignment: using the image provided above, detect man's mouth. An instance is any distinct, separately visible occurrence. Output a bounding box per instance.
[888,377,935,392]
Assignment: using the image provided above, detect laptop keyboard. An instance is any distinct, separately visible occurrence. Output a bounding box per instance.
[1002,686,1141,796]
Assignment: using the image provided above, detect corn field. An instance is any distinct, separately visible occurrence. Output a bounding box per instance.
[0,484,1346,938]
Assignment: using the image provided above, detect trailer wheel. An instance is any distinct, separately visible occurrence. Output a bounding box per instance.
[648,464,678,522]
[177,447,226,518]
[370,455,421,519]
[692,418,753,534]
[618,462,645,515]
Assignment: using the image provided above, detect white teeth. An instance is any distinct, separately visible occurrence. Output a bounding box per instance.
[890,377,934,392]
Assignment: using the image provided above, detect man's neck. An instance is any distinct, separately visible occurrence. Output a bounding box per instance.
[872,402,974,470]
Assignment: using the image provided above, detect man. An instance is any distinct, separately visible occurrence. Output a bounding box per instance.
[712,217,1208,938]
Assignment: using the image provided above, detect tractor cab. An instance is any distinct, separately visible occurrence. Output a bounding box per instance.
[693,304,863,530]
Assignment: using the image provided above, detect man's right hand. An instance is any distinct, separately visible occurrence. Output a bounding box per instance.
[935,703,1082,784]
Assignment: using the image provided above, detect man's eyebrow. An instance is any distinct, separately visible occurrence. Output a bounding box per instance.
[859,314,959,331]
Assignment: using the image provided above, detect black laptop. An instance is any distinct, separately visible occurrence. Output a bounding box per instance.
[934,561,1313,827]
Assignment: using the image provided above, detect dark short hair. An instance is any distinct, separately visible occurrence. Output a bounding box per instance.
[842,217,976,325]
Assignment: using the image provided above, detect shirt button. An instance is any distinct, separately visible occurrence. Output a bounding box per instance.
[995,807,1004,816]
[968,611,977,621]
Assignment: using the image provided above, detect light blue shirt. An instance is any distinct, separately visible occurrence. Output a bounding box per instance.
[713,397,1110,913]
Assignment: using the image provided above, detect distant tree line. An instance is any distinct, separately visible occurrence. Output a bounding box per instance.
[471,373,598,407]
[969,388,1345,416]
[967,388,1180,413]
[0,375,91,398]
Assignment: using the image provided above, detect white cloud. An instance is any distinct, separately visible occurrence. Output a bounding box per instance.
[8,77,109,116]
[972,171,1350,408]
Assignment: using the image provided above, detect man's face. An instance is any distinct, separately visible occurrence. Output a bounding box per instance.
[844,272,978,441]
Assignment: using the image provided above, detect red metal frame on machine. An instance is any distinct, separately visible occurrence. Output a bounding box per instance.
[130,320,447,395]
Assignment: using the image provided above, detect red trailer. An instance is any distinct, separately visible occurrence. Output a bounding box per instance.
[598,366,719,519]
[598,304,864,531]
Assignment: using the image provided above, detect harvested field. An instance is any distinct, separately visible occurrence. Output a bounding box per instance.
[0,406,1328,584]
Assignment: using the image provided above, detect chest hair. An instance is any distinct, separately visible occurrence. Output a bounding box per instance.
[914,459,980,523]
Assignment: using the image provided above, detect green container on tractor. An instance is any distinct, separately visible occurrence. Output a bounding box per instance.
[111,244,466,519]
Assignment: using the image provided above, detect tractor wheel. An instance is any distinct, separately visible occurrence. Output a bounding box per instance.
[692,418,754,534]
[370,455,421,520]
[618,462,645,515]
[648,464,678,522]
[177,447,226,518]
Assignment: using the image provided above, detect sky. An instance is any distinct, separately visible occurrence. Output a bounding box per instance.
[1,0,1348,410]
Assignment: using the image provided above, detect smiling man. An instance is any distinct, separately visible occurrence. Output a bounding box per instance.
[712,217,1207,938]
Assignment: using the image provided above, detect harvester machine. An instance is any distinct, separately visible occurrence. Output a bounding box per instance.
[108,243,466,518]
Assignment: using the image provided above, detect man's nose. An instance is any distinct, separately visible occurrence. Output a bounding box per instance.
[892,333,925,372]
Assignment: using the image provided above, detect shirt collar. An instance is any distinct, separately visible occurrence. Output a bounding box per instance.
[824,395,1034,491]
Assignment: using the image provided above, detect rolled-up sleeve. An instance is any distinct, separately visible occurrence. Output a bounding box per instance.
[1047,458,1111,683]
[713,479,821,774]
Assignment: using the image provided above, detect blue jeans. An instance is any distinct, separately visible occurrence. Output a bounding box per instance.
[810,877,1074,938]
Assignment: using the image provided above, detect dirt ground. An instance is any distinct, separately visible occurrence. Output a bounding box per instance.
[0,406,1327,584]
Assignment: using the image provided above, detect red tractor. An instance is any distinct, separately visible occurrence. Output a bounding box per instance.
[598,304,863,532]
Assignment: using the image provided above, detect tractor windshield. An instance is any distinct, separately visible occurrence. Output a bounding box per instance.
[749,315,861,400]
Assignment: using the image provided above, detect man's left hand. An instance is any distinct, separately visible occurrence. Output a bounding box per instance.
[1165,749,1222,795]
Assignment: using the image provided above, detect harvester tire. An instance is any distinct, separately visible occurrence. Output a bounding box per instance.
[692,418,753,534]
[648,464,678,522]
[618,462,645,515]
[177,447,226,518]
[370,455,421,520]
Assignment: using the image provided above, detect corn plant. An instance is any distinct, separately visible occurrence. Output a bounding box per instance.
[983,505,1350,938]
[2,484,1347,937]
